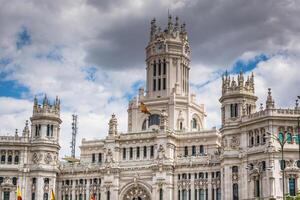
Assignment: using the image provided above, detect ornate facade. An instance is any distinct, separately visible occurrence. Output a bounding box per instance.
[1,16,300,200]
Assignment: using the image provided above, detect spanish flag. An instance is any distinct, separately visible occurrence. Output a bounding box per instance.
[90,193,96,200]
[17,186,22,200]
[140,102,151,115]
[51,189,56,200]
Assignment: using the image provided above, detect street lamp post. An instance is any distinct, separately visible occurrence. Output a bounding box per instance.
[267,131,288,199]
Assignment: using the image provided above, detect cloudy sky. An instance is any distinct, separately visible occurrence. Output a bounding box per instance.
[0,0,299,157]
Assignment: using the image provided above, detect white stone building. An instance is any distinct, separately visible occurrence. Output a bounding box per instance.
[0,16,300,200]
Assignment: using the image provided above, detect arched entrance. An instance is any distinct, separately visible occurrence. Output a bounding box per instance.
[121,183,151,200]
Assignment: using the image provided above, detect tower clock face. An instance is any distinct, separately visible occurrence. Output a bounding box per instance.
[155,42,164,53]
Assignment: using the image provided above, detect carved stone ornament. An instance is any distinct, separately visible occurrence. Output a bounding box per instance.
[157,145,166,160]
[44,153,52,164]
[230,136,240,149]
[32,153,42,164]
[105,149,114,163]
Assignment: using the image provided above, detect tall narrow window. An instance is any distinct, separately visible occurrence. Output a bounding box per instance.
[130,147,133,159]
[234,103,238,117]
[200,145,204,155]
[136,147,140,158]
[98,153,102,163]
[92,154,95,163]
[150,146,154,157]
[158,60,161,76]
[192,146,196,156]
[123,148,126,160]
[153,79,156,91]
[163,78,166,90]
[32,192,35,200]
[289,178,296,196]
[143,146,147,158]
[163,59,166,75]
[194,189,197,200]
[15,153,19,164]
[233,183,239,200]
[153,61,156,76]
[254,179,260,197]
[47,124,50,137]
[107,191,110,200]
[216,188,221,200]
[182,189,187,200]
[178,190,181,200]
[158,78,161,90]
[188,189,191,200]
[159,188,163,200]
[184,146,188,157]
[212,188,215,200]
[199,189,204,200]
[50,125,54,137]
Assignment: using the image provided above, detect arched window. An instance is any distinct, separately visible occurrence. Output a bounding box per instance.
[148,114,160,127]
[233,183,239,200]
[142,119,147,130]
[1,154,5,163]
[12,177,17,185]
[7,155,12,164]
[192,118,197,129]
[287,133,292,144]
[180,122,183,130]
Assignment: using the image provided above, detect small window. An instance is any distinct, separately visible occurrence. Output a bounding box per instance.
[158,60,161,76]
[123,148,126,160]
[192,146,196,156]
[130,147,133,159]
[184,146,188,157]
[153,61,156,76]
[232,166,238,173]
[98,153,102,163]
[1,155,5,163]
[143,146,147,158]
[158,78,161,90]
[150,146,154,157]
[14,155,19,164]
[153,79,156,91]
[137,147,140,158]
[163,59,166,75]
[192,118,197,129]
[159,188,163,200]
[92,153,95,163]
[287,133,292,144]
[261,161,266,171]
[7,155,12,164]
[199,145,204,155]
[47,124,51,137]
[278,132,284,143]
[163,78,166,90]
[12,177,17,185]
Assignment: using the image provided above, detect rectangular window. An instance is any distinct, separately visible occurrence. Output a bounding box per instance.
[192,146,196,156]
[153,62,156,76]
[212,188,215,200]
[158,79,161,90]
[32,193,35,200]
[153,79,156,91]
[47,125,50,137]
[188,189,191,200]
[143,146,147,158]
[205,189,208,200]
[255,179,260,197]
[130,147,133,159]
[178,190,181,200]
[98,153,102,163]
[92,154,95,163]
[158,61,161,76]
[289,178,296,196]
[184,146,188,157]
[136,147,140,158]
[163,61,166,75]
[123,148,126,160]
[194,189,197,200]
[150,146,154,157]
[163,78,166,90]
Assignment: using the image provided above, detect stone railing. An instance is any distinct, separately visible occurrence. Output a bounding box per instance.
[242,108,300,122]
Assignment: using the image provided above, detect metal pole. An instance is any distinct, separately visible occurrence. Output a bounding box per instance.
[298,117,300,162]
[282,144,285,200]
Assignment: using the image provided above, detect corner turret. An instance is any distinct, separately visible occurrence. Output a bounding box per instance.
[220,71,257,127]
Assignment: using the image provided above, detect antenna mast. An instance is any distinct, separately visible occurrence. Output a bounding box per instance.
[71,114,78,158]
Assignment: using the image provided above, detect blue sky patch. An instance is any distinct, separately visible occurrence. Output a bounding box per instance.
[123,80,145,100]
[230,53,269,74]
[83,66,97,82]
[16,27,31,50]
[0,75,29,99]
[36,45,64,62]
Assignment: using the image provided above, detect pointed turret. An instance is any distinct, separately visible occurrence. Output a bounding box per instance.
[266,88,275,109]
[167,14,173,33]
[108,114,118,136]
[22,120,30,137]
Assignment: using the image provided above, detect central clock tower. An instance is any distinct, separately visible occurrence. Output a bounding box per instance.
[145,15,190,98]
[127,16,205,133]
